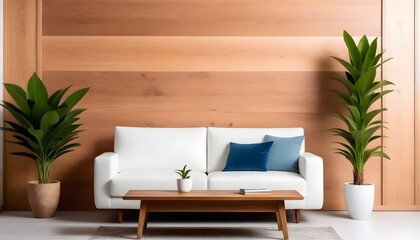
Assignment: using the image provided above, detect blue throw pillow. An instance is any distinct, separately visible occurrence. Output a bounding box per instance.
[265,135,304,173]
[223,142,273,171]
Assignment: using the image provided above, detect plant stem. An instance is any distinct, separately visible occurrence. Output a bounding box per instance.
[36,157,51,184]
[353,171,364,185]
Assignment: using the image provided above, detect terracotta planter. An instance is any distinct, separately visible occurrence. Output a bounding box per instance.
[27,180,60,218]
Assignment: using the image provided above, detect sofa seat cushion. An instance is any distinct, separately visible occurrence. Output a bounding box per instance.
[207,171,306,196]
[110,170,208,197]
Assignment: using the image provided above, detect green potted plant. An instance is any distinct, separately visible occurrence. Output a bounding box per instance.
[1,73,89,217]
[331,31,393,219]
[175,164,192,192]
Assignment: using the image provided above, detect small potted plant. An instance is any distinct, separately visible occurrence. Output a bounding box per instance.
[175,164,192,192]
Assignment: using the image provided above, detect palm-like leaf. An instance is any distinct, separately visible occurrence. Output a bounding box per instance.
[175,164,191,179]
[0,73,89,183]
[331,31,394,185]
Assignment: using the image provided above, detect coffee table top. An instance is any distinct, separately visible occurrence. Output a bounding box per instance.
[123,190,303,201]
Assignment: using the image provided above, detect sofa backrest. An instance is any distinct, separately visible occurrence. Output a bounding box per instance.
[115,127,207,172]
[207,127,305,172]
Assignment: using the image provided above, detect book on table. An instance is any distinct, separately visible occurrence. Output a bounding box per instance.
[239,188,272,194]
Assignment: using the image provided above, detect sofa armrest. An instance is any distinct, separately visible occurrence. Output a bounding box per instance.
[298,152,324,209]
[94,152,119,209]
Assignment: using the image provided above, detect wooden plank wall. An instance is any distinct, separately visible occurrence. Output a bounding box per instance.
[3,0,38,210]
[382,0,416,208]
[4,0,387,210]
[416,0,420,206]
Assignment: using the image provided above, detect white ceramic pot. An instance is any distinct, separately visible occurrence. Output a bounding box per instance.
[177,179,192,193]
[344,182,374,220]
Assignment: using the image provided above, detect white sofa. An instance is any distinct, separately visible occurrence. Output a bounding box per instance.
[94,127,323,213]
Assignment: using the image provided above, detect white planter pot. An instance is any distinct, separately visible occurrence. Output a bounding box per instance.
[344,182,374,220]
[177,179,192,193]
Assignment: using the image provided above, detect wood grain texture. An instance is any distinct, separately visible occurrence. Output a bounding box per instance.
[123,190,303,201]
[42,36,354,72]
[5,0,386,210]
[3,0,38,210]
[416,0,420,206]
[39,70,382,210]
[42,0,381,36]
[374,205,420,210]
[138,200,280,212]
[37,0,43,76]
[137,201,147,239]
[382,0,415,205]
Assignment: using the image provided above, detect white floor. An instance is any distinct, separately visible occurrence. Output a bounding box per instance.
[0,210,419,240]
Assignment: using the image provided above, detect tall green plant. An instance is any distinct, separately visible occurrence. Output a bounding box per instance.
[1,73,89,183]
[331,31,393,185]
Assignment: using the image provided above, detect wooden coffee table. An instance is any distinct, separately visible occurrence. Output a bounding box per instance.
[123,190,303,239]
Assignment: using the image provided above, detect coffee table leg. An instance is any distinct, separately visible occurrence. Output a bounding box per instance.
[275,211,282,230]
[277,200,288,239]
[143,212,149,230]
[137,200,148,239]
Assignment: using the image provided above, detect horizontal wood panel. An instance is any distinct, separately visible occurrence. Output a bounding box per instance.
[43,0,381,36]
[42,36,363,72]
[6,0,386,211]
[43,71,344,114]
[39,71,381,210]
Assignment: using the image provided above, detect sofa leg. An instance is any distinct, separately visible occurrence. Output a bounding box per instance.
[295,209,300,223]
[118,209,123,223]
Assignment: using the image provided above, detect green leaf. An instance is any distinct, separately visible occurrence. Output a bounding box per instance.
[332,57,360,79]
[357,35,369,61]
[336,113,357,131]
[54,149,74,159]
[66,108,86,120]
[372,57,392,70]
[28,127,44,142]
[335,142,356,157]
[335,149,355,164]
[32,100,50,124]
[330,90,351,105]
[369,52,384,68]
[359,95,371,118]
[368,135,382,144]
[40,111,59,131]
[11,152,37,160]
[365,109,386,126]
[12,135,37,151]
[343,31,362,71]
[331,128,354,144]
[355,70,376,96]
[48,86,71,109]
[346,105,361,127]
[364,38,378,71]
[370,90,393,105]
[4,83,31,115]
[64,88,89,110]
[366,80,394,95]
[371,151,391,159]
[332,75,356,94]
[27,73,48,103]
[1,102,32,128]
